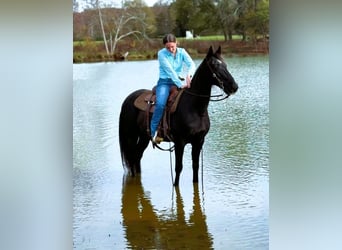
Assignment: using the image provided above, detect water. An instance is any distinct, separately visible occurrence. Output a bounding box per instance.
[73,56,269,249]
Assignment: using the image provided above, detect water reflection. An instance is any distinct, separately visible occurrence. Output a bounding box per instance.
[121,175,213,249]
[73,57,269,249]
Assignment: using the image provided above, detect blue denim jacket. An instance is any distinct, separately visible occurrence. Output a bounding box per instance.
[158,47,196,88]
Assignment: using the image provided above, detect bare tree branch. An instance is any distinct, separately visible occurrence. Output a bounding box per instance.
[96,0,109,55]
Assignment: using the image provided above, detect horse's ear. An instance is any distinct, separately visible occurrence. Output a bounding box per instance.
[207,46,214,57]
[215,46,221,55]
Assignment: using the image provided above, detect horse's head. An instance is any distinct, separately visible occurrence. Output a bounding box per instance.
[205,46,238,96]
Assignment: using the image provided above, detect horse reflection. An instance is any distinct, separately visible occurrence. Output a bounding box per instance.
[121,176,213,249]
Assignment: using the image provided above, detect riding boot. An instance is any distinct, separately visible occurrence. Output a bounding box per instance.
[153,134,164,144]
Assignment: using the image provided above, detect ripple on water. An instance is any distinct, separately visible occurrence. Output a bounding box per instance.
[73,56,269,249]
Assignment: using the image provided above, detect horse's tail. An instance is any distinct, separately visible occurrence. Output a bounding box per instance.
[119,89,149,174]
[119,96,133,169]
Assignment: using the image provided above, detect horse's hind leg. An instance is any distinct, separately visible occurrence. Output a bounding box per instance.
[123,134,143,176]
[134,135,150,174]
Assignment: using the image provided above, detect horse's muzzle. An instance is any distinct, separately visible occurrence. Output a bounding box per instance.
[230,82,238,95]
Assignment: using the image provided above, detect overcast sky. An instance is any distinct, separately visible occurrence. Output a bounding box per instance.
[142,0,158,6]
[77,0,158,10]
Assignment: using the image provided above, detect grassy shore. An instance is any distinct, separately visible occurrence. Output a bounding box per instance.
[73,35,269,63]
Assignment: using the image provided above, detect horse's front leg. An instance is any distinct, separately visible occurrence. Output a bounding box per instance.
[174,143,185,186]
[191,140,204,183]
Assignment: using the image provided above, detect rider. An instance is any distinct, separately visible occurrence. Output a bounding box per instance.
[150,33,196,144]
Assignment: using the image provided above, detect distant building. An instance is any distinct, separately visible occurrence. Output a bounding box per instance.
[185,30,193,39]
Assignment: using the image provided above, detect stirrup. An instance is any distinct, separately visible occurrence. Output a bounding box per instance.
[153,136,164,144]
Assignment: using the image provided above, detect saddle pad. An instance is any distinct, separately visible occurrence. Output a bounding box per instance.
[169,89,184,113]
[133,88,184,113]
[134,90,155,112]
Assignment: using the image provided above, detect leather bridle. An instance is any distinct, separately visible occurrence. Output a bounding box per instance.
[184,58,230,101]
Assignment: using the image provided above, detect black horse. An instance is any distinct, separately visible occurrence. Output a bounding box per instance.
[119,46,238,186]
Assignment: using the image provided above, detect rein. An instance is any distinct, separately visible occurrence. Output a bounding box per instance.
[184,58,230,101]
[152,140,175,152]
[184,89,230,102]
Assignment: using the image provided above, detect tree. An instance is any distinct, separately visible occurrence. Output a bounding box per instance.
[81,0,153,56]
[106,0,153,55]
[73,0,79,13]
[170,0,195,37]
[83,0,110,53]
[233,0,249,41]
[188,0,217,36]
[153,0,174,36]
[214,0,240,41]
[97,0,110,54]
[239,0,269,41]
[122,0,156,38]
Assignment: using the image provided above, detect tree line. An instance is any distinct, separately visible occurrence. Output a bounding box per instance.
[73,0,269,56]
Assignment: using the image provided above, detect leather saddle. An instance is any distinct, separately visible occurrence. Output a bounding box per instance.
[133,86,184,141]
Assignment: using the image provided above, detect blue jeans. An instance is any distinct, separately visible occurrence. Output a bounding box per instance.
[150,78,175,137]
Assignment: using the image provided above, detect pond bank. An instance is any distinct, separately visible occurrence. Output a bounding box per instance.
[73,39,269,63]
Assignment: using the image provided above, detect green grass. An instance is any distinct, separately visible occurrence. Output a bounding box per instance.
[178,35,242,41]
[73,40,104,46]
[179,35,224,41]
[73,35,244,45]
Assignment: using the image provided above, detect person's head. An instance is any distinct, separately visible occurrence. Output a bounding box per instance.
[163,34,177,54]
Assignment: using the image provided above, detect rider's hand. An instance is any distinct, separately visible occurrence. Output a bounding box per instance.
[185,75,192,88]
